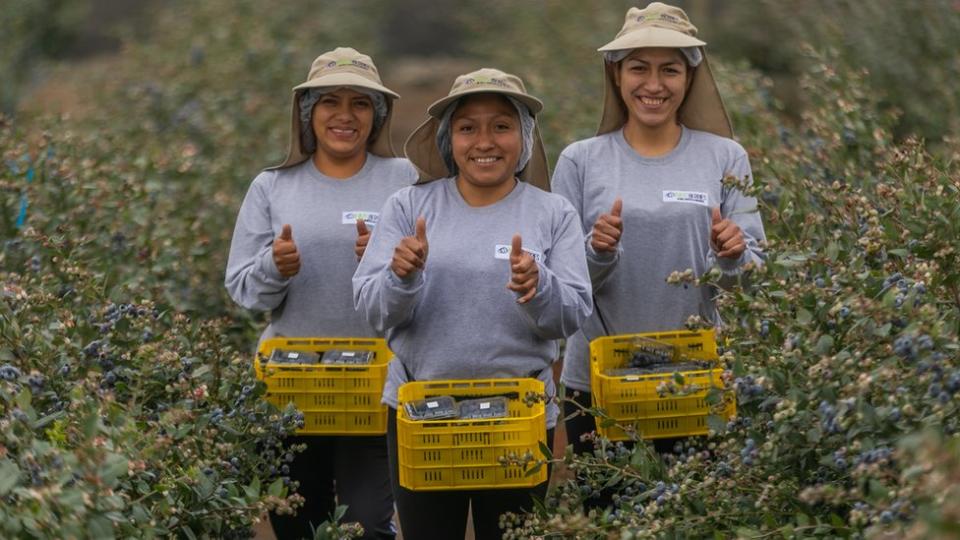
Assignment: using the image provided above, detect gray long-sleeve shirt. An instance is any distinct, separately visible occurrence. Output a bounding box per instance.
[552,127,766,392]
[352,178,593,427]
[225,156,417,342]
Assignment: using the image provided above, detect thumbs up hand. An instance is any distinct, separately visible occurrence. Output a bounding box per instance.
[355,218,371,261]
[590,198,623,253]
[273,224,301,277]
[507,234,539,304]
[391,216,429,280]
[710,207,745,259]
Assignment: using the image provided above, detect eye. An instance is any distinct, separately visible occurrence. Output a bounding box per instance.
[456,124,474,134]
[495,122,514,132]
[353,99,372,108]
[319,97,338,106]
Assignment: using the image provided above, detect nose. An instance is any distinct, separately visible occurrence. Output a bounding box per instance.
[474,125,495,150]
[642,71,664,92]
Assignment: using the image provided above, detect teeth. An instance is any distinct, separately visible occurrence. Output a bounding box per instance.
[474,157,498,164]
[640,97,665,106]
[331,128,355,135]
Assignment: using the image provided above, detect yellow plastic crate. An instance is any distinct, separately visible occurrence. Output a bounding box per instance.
[589,329,735,440]
[255,337,391,435]
[396,378,547,491]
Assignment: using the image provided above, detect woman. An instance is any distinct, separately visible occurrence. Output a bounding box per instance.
[552,2,767,456]
[225,47,417,540]
[353,68,592,540]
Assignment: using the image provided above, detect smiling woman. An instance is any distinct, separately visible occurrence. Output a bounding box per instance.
[353,68,592,539]
[224,47,417,540]
[550,1,768,491]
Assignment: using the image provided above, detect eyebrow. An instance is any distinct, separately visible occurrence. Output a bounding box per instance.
[625,57,683,66]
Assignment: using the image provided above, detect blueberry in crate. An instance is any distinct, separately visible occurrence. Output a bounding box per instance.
[457,397,509,420]
[321,349,374,365]
[268,349,320,364]
[404,395,458,421]
[606,361,713,377]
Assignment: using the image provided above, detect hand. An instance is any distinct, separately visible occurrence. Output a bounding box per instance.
[391,216,428,280]
[711,207,745,259]
[590,198,623,253]
[507,234,539,304]
[272,224,301,278]
[355,219,371,260]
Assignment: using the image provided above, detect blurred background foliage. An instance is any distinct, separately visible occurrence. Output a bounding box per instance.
[2,0,960,537]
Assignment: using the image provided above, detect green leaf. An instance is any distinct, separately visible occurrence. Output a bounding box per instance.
[888,248,909,258]
[814,334,835,354]
[244,477,260,500]
[191,365,212,379]
[826,242,839,261]
[87,515,115,540]
[807,427,822,443]
[796,308,813,325]
[268,477,284,498]
[0,459,21,496]
[706,415,727,434]
[673,372,685,385]
[539,440,552,460]
[100,453,129,487]
[524,461,544,477]
[181,526,198,540]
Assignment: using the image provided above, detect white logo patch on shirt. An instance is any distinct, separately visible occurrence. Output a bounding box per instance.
[342,211,380,226]
[494,244,544,263]
[662,191,709,206]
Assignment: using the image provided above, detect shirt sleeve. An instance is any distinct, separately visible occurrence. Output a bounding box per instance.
[551,149,621,292]
[352,190,425,333]
[224,173,290,311]
[706,151,767,289]
[514,201,593,340]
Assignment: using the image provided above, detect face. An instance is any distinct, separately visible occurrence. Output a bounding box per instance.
[450,93,522,190]
[614,48,690,132]
[310,88,375,161]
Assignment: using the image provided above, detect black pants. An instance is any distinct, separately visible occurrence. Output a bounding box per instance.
[270,435,395,540]
[386,408,552,540]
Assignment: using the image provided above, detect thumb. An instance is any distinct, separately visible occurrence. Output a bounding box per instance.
[415,216,427,244]
[711,207,722,225]
[611,198,623,218]
[511,234,523,259]
[356,218,369,236]
[280,224,293,241]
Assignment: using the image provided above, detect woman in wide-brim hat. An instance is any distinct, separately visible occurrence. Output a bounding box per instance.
[225,47,417,540]
[551,2,767,460]
[353,68,592,539]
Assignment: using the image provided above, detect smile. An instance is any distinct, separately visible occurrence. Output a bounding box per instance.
[638,96,666,106]
[329,127,357,136]
[471,157,501,164]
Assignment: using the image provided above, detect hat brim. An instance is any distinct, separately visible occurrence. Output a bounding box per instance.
[268,85,399,170]
[426,89,543,118]
[598,27,706,52]
[293,73,400,100]
[597,54,733,139]
[403,116,551,192]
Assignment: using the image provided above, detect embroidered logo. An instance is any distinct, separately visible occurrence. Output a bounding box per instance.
[342,211,380,226]
[662,191,709,206]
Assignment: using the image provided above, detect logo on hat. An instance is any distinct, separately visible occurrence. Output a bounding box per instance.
[464,76,509,89]
[324,59,373,71]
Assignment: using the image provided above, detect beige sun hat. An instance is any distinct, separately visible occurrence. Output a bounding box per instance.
[403,68,551,191]
[597,2,733,139]
[269,47,400,169]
